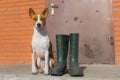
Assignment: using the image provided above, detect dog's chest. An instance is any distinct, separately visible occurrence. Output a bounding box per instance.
[32,37,49,48]
[32,29,49,56]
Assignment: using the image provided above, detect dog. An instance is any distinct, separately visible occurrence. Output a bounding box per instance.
[29,8,55,75]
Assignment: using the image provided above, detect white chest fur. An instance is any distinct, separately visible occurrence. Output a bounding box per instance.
[31,27,50,58]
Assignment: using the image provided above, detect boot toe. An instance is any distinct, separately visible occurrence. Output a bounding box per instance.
[50,68,65,76]
[69,66,84,76]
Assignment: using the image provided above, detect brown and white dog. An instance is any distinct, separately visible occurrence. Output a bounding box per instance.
[29,8,55,75]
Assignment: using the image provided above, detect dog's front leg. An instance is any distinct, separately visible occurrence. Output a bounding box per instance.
[44,50,49,75]
[32,50,38,74]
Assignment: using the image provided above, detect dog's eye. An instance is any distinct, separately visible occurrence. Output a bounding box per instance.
[41,18,45,21]
[34,18,37,20]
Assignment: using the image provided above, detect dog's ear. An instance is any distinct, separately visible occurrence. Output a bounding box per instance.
[41,8,49,17]
[29,8,36,18]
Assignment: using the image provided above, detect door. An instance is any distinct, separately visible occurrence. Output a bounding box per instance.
[46,0,114,64]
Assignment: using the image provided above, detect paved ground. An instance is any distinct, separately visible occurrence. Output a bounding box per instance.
[0,64,120,80]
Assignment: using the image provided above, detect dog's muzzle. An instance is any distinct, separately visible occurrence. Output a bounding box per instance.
[37,23,41,28]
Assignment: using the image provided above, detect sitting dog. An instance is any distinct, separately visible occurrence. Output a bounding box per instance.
[29,8,55,75]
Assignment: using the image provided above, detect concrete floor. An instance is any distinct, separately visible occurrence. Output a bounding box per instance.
[0,64,120,80]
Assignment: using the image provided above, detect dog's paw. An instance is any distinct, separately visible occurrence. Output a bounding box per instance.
[32,69,38,75]
[32,71,38,75]
[32,72,38,75]
[43,71,49,75]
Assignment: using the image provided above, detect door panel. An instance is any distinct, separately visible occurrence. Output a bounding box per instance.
[46,0,114,64]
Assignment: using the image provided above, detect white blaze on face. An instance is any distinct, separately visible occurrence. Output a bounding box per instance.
[35,14,42,28]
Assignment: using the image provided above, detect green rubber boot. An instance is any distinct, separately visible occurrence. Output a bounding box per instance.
[69,33,84,76]
[50,34,69,76]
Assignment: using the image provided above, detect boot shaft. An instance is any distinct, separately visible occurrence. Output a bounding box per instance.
[56,34,69,63]
[69,33,79,66]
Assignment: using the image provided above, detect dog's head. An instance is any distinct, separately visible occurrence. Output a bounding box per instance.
[29,8,48,29]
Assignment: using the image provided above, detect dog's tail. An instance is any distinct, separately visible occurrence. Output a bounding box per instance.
[49,42,56,67]
[49,42,54,58]
[49,58,56,68]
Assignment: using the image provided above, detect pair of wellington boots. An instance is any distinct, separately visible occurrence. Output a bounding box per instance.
[50,33,84,76]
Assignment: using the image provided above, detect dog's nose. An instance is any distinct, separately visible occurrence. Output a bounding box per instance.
[37,23,41,28]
